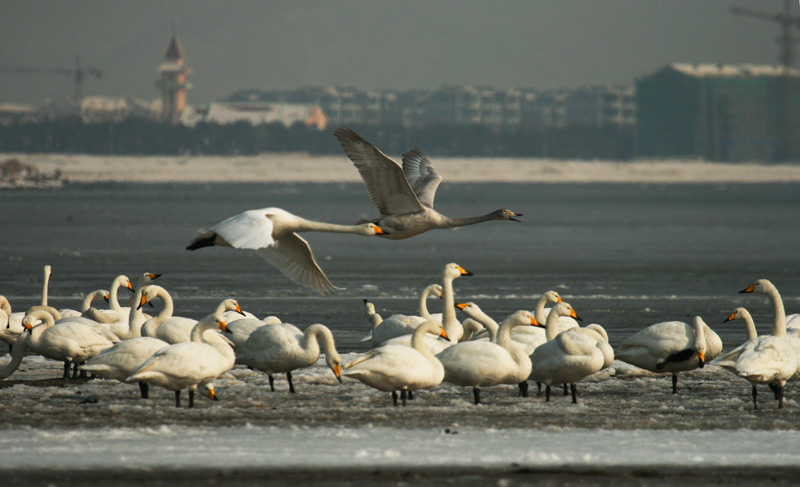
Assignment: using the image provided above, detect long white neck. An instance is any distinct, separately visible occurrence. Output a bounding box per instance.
[127,286,147,337]
[739,309,757,340]
[304,324,340,366]
[411,321,443,363]
[0,296,11,316]
[441,212,502,229]
[441,274,463,343]
[764,284,787,337]
[41,265,51,306]
[192,316,235,361]
[545,308,565,341]
[495,312,532,352]
[81,290,106,312]
[24,310,55,351]
[418,285,438,320]
[693,316,707,349]
[108,275,129,313]
[295,218,370,235]
[464,308,499,341]
[141,287,174,336]
[533,294,551,325]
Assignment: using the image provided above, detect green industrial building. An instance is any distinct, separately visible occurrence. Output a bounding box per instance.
[636,64,800,162]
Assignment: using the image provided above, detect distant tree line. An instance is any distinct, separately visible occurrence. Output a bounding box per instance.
[0,119,634,160]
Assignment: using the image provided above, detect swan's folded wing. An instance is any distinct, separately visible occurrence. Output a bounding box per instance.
[334,126,423,216]
[402,148,442,209]
[211,210,276,249]
[256,232,342,296]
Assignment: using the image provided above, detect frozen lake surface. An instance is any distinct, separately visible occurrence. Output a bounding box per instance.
[2,180,800,485]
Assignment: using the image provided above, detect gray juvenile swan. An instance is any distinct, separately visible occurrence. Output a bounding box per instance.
[187,207,388,295]
[334,126,522,240]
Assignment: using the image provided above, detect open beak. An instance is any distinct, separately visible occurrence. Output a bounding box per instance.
[510,213,522,222]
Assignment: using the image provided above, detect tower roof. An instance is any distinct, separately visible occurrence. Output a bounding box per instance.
[164,35,184,63]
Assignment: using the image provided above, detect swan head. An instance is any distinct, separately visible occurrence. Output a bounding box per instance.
[205,384,217,401]
[363,299,376,313]
[723,307,746,323]
[426,284,444,299]
[493,209,522,222]
[552,302,582,321]
[325,353,343,383]
[361,223,390,236]
[739,279,773,295]
[137,285,163,309]
[543,290,562,304]
[506,310,541,327]
[444,263,473,279]
[455,302,483,318]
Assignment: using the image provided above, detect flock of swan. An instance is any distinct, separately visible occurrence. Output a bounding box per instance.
[2,128,799,411]
[1,262,799,411]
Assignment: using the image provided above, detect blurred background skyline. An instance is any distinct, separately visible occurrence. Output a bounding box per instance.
[0,0,790,104]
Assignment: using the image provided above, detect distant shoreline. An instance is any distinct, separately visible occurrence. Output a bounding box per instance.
[3,152,800,184]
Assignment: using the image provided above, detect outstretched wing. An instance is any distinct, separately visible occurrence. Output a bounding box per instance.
[334,126,423,217]
[256,232,342,296]
[212,209,276,249]
[401,148,442,209]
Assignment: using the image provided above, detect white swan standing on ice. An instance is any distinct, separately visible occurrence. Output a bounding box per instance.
[235,323,343,393]
[20,309,115,379]
[186,207,388,295]
[713,307,797,410]
[334,126,522,240]
[616,315,722,394]
[344,320,447,406]
[529,303,603,404]
[361,283,442,343]
[127,314,235,408]
[435,310,539,405]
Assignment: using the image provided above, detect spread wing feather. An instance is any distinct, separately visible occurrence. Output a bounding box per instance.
[256,233,341,296]
[402,148,442,209]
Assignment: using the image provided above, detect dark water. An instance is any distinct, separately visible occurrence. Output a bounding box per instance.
[2,182,799,351]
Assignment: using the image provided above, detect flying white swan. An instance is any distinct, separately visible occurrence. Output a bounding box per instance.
[364,284,447,345]
[21,309,115,379]
[528,303,604,404]
[334,126,522,240]
[435,310,539,405]
[235,323,343,393]
[186,207,388,295]
[713,307,797,410]
[127,313,235,408]
[343,320,447,406]
[616,315,723,394]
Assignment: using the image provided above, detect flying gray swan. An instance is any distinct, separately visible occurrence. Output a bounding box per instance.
[334,126,522,240]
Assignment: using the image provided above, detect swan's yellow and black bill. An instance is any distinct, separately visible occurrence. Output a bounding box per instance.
[509,211,522,222]
[455,303,469,310]
[740,284,756,294]
[569,307,582,321]
[235,304,245,315]
[457,266,473,276]
[439,327,448,339]
[723,312,737,323]
[146,273,162,280]
[103,293,110,302]
[137,295,148,310]
[373,225,389,235]
[206,387,217,401]
[697,350,706,368]
[530,316,541,327]
[333,364,342,382]
[218,320,229,333]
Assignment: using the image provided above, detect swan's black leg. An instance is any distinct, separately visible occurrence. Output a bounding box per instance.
[188,389,195,409]
[62,362,70,379]
[545,385,551,402]
[769,382,781,399]
[400,390,407,406]
[537,381,542,395]
[473,387,481,405]
[391,391,398,407]
[174,390,181,408]
[777,383,784,409]
[72,362,80,379]
[268,374,275,392]
[752,385,758,411]
[563,383,569,396]
[671,374,679,394]
[570,384,578,404]
[519,381,528,397]
[139,382,149,399]
[408,390,414,400]
[287,371,295,393]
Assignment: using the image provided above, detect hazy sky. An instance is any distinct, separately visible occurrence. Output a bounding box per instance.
[0,0,793,105]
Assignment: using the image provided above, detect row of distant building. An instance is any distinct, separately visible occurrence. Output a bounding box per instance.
[1,33,798,162]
